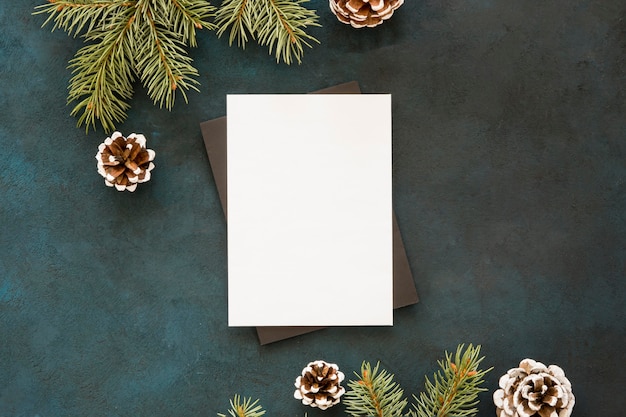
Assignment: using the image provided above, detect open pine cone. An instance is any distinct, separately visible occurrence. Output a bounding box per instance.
[329,0,404,28]
[294,360,345,410]
[493,359,575,417]
[96,132,155,192]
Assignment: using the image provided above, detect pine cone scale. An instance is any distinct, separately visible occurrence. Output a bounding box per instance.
[129,142,142,160]
[135,150,153,166]
[108,164,126,178]
[369,0,385,11]
[101,158,119,167]
[125,160,139,172]
[346,0,364,13]
[108,139,123,155]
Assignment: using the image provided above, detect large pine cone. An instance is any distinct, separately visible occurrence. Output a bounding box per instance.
[96,132,155,192]
[294,360,345,410]
[493,359,575,417]
[329,0,404,28]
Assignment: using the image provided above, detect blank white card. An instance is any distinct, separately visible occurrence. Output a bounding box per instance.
[227,94,393,326]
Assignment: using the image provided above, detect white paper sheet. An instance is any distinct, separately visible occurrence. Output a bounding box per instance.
[227,94,393,326]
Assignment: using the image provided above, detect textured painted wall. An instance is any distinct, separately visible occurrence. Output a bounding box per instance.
[1,1,624,416]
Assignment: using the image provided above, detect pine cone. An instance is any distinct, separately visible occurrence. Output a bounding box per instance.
[96,132,156,192]
[493,359,575,417]
[329,0,404,28]
[294,360,345,410]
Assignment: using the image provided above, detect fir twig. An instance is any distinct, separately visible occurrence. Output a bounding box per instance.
[410,344,492,417]
[164,0,216,46]
[214,0,320,64]
[255,0,320,65]
[344,361,408,417]
[34,0,216,133]
[214,0,253,48]
[34,0,134,37]
[218,395,266,417]
[66,4,136,132]
[133,1,198,109]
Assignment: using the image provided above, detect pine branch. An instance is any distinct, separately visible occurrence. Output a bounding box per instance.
[255,0,320,65]
[214,0,320,64]
[133,2,199,109]
[214,0,253,48]
[66,5,136,132]
[410,344,493,417]
[218,395,266,417]
[35,0,215,133]
[34,0,135,37]
[344,361,408,417]
[156,0,217,47]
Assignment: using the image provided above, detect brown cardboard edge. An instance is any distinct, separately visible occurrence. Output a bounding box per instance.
[199,81,418,345]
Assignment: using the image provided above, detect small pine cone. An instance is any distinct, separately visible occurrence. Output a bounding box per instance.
[96,132,156,192]
[329,0,404,28]
[294,360,345,410]
[493,358,575,417]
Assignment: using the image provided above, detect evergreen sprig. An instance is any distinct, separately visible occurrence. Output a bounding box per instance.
[410,344,492,417]
[214,0,320,65]
[218,395,266,417]
[35,0,321,133]
[34,0,216,133]
[344,361,408,417]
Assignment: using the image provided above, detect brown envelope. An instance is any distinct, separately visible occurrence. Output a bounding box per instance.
[200,81,418,344]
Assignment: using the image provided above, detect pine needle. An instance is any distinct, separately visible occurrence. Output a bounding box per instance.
[34,0,133,37]
[255,0,320,65]
[214,0,320,64]
[218,395,266,417]
[344,361,408,417]
[65,3,136,132]
[214,0,253,48]
[410,344,493,417]
[133,1,199,109]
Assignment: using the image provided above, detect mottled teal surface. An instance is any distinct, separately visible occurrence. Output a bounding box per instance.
[1,1,625,416]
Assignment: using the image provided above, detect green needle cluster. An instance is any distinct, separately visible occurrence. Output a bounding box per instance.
[410,344,493,417]
[34,0,320,133]
[218,395,267,417]
[215,0,320,65]
[344,361,408,417]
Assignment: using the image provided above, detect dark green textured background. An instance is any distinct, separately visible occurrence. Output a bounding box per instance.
[1,0,625,416]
